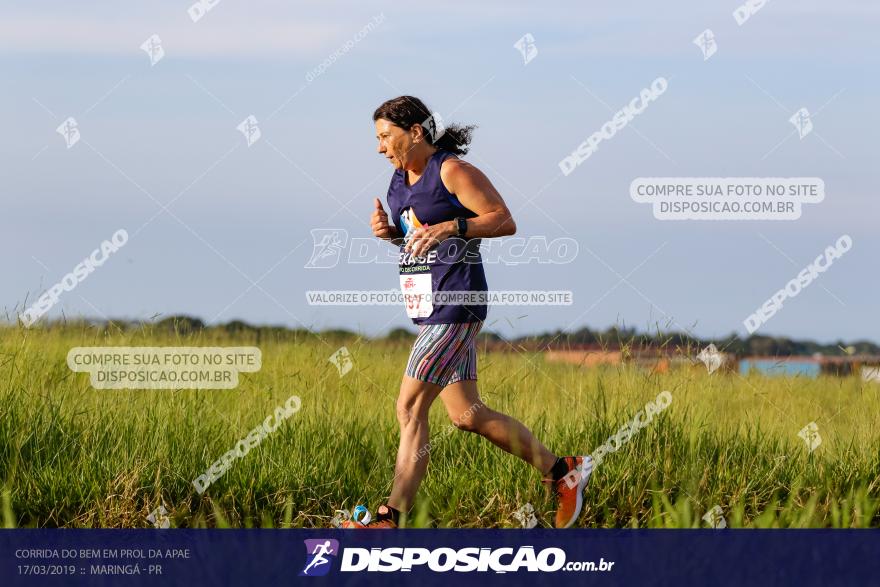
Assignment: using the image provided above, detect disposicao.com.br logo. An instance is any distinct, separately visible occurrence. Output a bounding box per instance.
[300,540,614,575]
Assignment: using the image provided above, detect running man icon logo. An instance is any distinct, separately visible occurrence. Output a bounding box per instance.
[512,503,538,529]
[237,115,261,147]
[789,108,813,139]
[693,29,717,61]
[513,33,538,65]
[702,505,727,529]
[305,229,348,268]
[146,505,170,529]
[697,344,722,374]
[300,539,339,577]
[140,34,165,66]
[328,346,353,377]
[421,112,446,142]
[798,422,821,452]
[56,117,80,149]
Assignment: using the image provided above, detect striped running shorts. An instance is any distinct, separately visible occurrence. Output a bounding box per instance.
[405,321,483,386]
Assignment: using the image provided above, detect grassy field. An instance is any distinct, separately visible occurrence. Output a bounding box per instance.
[1,324,879,528]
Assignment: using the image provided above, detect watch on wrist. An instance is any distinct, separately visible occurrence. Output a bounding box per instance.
[454,217,468,237]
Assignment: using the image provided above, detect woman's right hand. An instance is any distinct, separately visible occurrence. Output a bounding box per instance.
[371,198,398,240]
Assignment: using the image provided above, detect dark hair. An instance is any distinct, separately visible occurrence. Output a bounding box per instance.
[372,95,475,156]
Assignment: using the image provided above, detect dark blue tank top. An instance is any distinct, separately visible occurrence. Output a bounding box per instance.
[386,149,488,325]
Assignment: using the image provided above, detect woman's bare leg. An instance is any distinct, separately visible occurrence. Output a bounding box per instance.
[439,379,557,475]
[387,375,443,512]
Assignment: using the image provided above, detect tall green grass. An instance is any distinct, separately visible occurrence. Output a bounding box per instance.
[1,324,878,528]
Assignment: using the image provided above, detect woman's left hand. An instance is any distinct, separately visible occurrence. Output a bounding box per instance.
[404,222,455,258]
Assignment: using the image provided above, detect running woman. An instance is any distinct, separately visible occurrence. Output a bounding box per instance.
[343,96,591,529]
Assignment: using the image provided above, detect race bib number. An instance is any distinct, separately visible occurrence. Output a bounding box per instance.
[399,273,433,318]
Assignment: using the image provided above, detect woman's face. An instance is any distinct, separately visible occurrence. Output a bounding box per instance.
[375,118,417,170]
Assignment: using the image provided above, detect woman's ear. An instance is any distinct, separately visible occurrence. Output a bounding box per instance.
[410,123,425,144]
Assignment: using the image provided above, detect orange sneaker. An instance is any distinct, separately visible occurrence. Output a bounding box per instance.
[550,455,593,528]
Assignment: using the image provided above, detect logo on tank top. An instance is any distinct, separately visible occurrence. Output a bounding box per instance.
[399,208,423,238]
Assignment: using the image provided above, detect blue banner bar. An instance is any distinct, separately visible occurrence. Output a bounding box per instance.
[2,529,877,586]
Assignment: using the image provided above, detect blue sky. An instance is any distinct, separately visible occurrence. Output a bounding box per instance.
[2,0,878,342]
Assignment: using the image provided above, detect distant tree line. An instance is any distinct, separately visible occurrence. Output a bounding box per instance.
[510,325,879,357]
[26,316,878,357]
